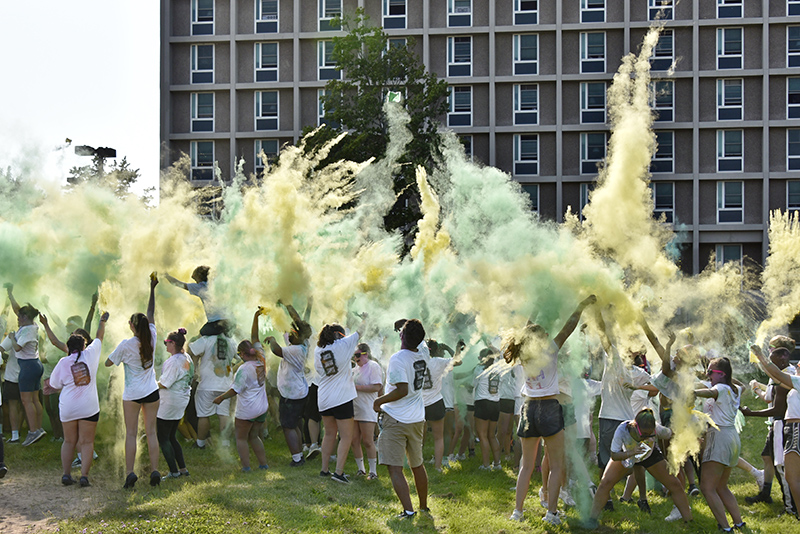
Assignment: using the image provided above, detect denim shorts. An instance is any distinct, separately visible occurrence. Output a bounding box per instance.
[18,358,43,392]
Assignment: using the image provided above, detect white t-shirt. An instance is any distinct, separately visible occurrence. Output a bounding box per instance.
[499,365,519,400]
[232,356,268,421]
[787,375,800,420]
[422,357,452,406]
[521,340,560,398]
[441,367,455,409]
[611,420,672,468]
[474,364,502,402]
[189,335,234,391]
[158,352,194,420]
[314,332,359,412]
[598,348,651,421]
[353,359,383,422]
[108,323,159,401]
[708,383,740,428]
[50,338,103,422]
[630,389,652,415]
[277,342,309,400]
[14,324,39,360]
[382,348,428,424]
[186,281,223,322]
[1,336,20,382]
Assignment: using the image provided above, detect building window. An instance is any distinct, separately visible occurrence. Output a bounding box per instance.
[191,0,214,35]
[448,36,472,77]
[579,182,595,220]
[789,129,800,170]
[651,30,673,71]
[191,93,214,133]
[191,140,214,180]
[318,40,339,80]
[581,132,606,174]
[651,80,674,122]
[649,0,673,21]
[317,89,339,128]
[255,90,279,131]
[580,0,605,23]
[790,27,800,67]
[514,0,538,25]
[789,181,800,211]
[255,42,278,82]
[383,0,406,29]
[388,38,406,49]
[513,34,538,75]
[717,27,743,69]
[717,0,742,18]
[717,79,743,120]
[717,130,743,171]
[256,0,278,33]
[792,0,800,16]
[651,131,674,173]
[580,32,605,74]
[319,0,341,31]
[522,184,539,212]
[715,244,742,269]
[191,44,214,84]
[255,139,279,175]
[717,181,743,223]
[580,82,606,123]
[514,134,538,176]
[459,135,473,161]
[649,182,674,223]
[514,84,538,125]
[448,86,472,127]
[790,78,800,119]
[448,0,471,27]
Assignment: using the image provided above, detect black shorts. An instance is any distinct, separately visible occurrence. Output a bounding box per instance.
[2,380,20,401]
[660,407,673,428]
[499,398,516,414]
[320,400,354,420]
[279,396,307,429]
[466,404,475,412]
[81,412,100,423]
[517,398,564,438]
[425,399,446,422]
[132,389,160,404]
[761,425,778,458]
[474,399,500,422]
[304,384,321,422]
[636,446,666,469]
[562,403,576,427]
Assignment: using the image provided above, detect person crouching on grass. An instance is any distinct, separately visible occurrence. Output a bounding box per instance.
[213,310,269,472]
[373,319,429,520]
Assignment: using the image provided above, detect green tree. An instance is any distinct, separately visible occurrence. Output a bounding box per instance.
[67,156,145,200]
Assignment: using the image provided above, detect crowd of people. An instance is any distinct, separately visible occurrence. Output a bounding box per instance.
[1,270,799,530]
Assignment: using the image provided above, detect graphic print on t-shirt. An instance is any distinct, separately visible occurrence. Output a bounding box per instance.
[71,361,91,386]
[256,363,266,387]
[488,372,500,395]
[422,368,433,390]
[413,360,427,390]
[320,350,338,377]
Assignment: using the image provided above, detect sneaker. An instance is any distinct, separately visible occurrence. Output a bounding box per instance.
[79,476,91,488]
[290,458,306,467]
[637,499,651,514]
[8,437,19,444]
[319,470,331,477]
[71,457,82,469]
[589,483,598,497]
[180,470,190,477]
[419,508,431,515]
[442,457,451,468]
[539,487,547,508]
[447,454,456,464]
[745,491,772,504]
[0,464,7,478]
[719,526,733,533]
[51,436,64,443]
[396,510,416,519]
[192,442,207,449]
[331,472,350,484]
[733,522,747,530]
[603,500,614,512]
[665,505,682,521]
[162,472,181,481]
[619,497,632,503]
[754,469,765,491]
[303,444,309,453]
[150,470,161,487]
[241,466,252,473]
[306,444,321,460]
[455,453,466,461]
[62,474,76,486]
[492,462,503,471]
[355,469,367,477]
[123,472,138,489]
[368,472,379,480]
[258,464,269,470]
[509,509,524,521]
[478,464,491,471]
[688,483,700,497]
[468,448,475,458]
[22,429,46,447]
[542,510,562,526]
[427,456,435,464]
[560,487,576,507]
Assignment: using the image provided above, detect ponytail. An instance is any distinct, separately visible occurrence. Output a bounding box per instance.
[67,334,86,359]
[167,327,188,351]
[317,324,345,348]
[130,312,154,369]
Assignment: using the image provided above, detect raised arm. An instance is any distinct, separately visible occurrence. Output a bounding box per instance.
[553,295,597,349]
[639,314,673,376]
[752,344,794,390]
[147,274,158,324]
[95,311,109,342]
[594,307,613,355]
[4,283,20,316]
[252,308,262,345]
[164,273,188,291]
[303,296,313,323]
[84,291,98,332]
[39,313,67,353]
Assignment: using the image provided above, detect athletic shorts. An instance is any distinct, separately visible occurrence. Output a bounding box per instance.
[17,359,43,392]
[249,412,267,423]
[425,399,446,422]
[636,446,666,469]
[466,404,474,412]
[132,389,160,404]
[562,403,576,427]
[279,396,307,429]
[702,426,740,467]
[499,398,516,414]
[2,380,20,401]
[377,414,424,468]
[784,421,800,457]
[474,399,500,422]
[195,389,231,417]
[517,398,563,438]
[320,400,354,420]
[762,425,778,458]
[81,412,100,423]
[304,384,321,422]
[598,418,624,471]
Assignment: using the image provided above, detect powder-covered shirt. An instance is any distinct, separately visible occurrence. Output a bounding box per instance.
[232,348,268,421]
[521,340,560,398]
[108,323,158,401]
[353,359,383,422]
[787,375,800,420]
[277,342,309,400]
[186,281,223,323]
[499,365,519,400]
[611,420,672,468]
[14,324,39,360]
[382,348,428,424]
[474,364,502,403]
[707,383,741,428]
[314,332,359,412]
[50,338,103,422]
[157,352,194,420]
[421,357,452,407]
[598,347,651,421]
[189,335,234,391]
[1,336,20,382]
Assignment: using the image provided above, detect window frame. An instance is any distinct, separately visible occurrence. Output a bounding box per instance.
[716,180,744,223]
[649,181,675,223]
[791,0,800,16]
[717,0,742,19]
[383,0,406,29]
[717,27,743,69]
[651,80,674,122]
[191,44,214,84]
[255,139,280,174]
[318,0,341,31]
[580,81,606,124]
[448,85,472,127]
[514,0,538,25]
[448,36,472,77]
[788,129,800,171]
[579,182,595,221]
[255,90,279,131]
[255,0,279,33]
[513,34,538,75]
[255,42,279,82]
[459,134,474,161]
[521,183,539,212]
[580,0,605,23]
[191,0,214,35]
[580,132,607,174]
[190,140,215,180]
[715,244,743,269]
[716,129,743,172]
[580,31,606,74]
[789,78,800,119]
[651,131,674,174]
[514,133,539,176]
[717,78,743,121]
[448,0,472,27]
[790,26,800,67]
[318,40,340,80]
[190,92,215,133]
[513,83,539,125]
[650,29,674,71]
[649,0,673,21]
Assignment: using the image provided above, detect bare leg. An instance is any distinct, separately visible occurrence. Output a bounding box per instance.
[122,401,141,474]
[431,419,444,470]
[590,460,630,519]
[544,431,565,514]
[475,418,491,467]
[77,420,98,478]
[61,420,78,475]
[700,461,733,528]
[235,419,254,468]
[320,416,338,473]
[514,436,541,513]
[388,465,414,511]
[197,416,210,441]
[334,418,354,475]
[249,421,268,466]
[648,460,692,520]
[411,464,428,509]
[142,400,161,472]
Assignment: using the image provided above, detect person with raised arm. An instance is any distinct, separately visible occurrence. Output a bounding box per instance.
[157,327,194,480]
[105,274,161,488]
[422,338,462,472]
[49,311,109,487]
[507,294,596,525]
[164,266,229,336]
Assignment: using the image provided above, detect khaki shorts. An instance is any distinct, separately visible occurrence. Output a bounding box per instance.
[377,415,424,468]
[195,389,231,418]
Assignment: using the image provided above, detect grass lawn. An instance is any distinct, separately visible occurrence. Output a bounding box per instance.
[5,389,799,533]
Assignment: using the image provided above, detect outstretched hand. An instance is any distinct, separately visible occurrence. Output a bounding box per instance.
[38,313,49,326]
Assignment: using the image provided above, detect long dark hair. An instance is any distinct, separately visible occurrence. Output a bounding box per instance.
[130,312,154,369]
[709,356,737,399]
[167,327,187,351]
[317,324,345,348]
[67,334,86,358]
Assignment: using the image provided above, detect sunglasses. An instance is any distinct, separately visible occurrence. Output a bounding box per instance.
[164,339,174,346]
[707,369,725,376]
[632,421,654,439]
